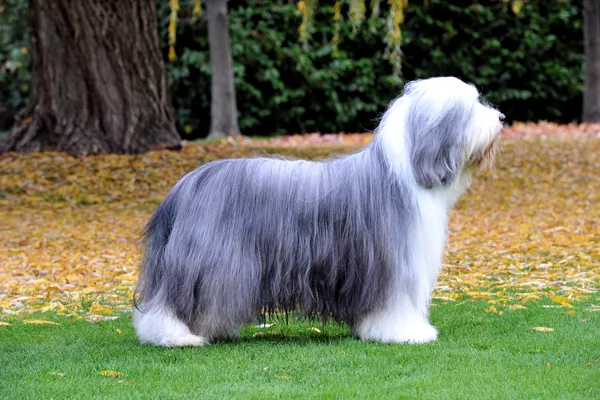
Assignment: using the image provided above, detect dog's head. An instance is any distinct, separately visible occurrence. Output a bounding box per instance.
[401,77,503,189]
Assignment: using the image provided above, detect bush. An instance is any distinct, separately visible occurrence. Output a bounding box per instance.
[160,0,583,138]
[401,0,583,124]
[159,0,401,138]
[1,1,585,138]
[0,0,30,130]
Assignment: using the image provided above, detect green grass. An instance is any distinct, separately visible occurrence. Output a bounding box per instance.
[1,299,599,399]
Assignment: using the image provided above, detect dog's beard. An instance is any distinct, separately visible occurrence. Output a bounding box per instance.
[469,134,502,172]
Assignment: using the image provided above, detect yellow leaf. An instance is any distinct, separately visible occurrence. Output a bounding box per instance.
[99,370,127,378]
[551,295,572,304]
[484,306,498,314]
[584,357,600,367]
[24,319,60,326]
[275,375,291,380]
[192,0,202,17]
[168,46,177,62]
[116,328,122,334]
[564,310,576,315]
[89,303,113,315]
[546,362,551,369]
[511,0,523,14]
[508,304,528,310]
[531,327,554,332]
[307,327,321,333]
[0,322,12,326]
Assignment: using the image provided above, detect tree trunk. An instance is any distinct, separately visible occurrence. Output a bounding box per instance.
[0,0,181,154]
[584,0,600,122]
[206,0,240,139]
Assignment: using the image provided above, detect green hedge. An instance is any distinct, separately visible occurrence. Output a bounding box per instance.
[1,0,585,138]
[160,0,583,138]
[0,0,29,129]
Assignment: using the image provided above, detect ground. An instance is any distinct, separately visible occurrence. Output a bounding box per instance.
[0,122,599,398]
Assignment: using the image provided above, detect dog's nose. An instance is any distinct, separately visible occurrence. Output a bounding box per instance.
[499,113,505,122]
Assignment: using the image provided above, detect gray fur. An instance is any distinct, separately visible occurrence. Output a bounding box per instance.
[134,139,416,339]
[133,77,486,341]
[403,79,478,189]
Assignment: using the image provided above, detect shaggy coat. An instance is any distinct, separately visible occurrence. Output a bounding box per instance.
[133,76,503,347]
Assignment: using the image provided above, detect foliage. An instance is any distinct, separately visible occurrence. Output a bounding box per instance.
[1,301,599,398]
[158,0,402,138]
[0,0,30,115]
[159,0,584,138]
[400,0,584,123]
[0,0,586,138]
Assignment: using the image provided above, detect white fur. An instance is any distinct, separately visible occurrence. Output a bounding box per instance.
[354,78,502,344]
[133,308,207,347]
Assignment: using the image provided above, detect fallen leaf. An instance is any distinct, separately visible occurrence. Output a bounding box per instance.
[584,357,600,367]
[564,310,577,315]
[23,319,60,326]
[0,322,12,326]
[275,375,291,380]
[508,304,528,310]
[307,327,321,333]
[99,370,127,378]
[85,315,119,323]
[531,327,555,332]
[89,303,114,315]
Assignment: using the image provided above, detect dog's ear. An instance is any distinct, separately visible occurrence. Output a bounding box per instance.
[405,87,474,189]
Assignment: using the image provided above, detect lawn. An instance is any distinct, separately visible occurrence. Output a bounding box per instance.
[1,300,599,399]
[1,124,599,398]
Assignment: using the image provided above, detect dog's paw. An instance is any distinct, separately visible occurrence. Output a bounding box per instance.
[160,334,208,348]
[392,322,438,344]
[357,321,438,344]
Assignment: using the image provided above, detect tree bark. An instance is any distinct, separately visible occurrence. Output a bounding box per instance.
[584,0,600,122]
[0,0,181,154]
[206,0,240,139]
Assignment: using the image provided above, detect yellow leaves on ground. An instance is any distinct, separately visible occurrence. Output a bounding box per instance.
[530,327,555,332]
[508,305,527,310]
[0,129,599,317]
[89,303,114,315]
[23,319,60,326]
[0,322,12,326]
[99,370,127,377]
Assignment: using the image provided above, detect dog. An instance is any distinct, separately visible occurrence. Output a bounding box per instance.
[133,76,504,347]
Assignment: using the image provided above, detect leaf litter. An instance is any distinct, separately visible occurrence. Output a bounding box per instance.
[0,124,599,320]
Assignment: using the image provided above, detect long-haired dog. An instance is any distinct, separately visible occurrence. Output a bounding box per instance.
[133,76,504,347]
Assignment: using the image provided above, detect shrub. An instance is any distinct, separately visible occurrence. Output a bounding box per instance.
[1,0,585,138]
[160,0,583,138]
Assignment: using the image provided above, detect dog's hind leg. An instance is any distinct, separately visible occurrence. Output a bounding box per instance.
[133,308,207,347]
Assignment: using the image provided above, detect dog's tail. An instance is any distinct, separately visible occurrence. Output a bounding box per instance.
[133,187,178,312]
